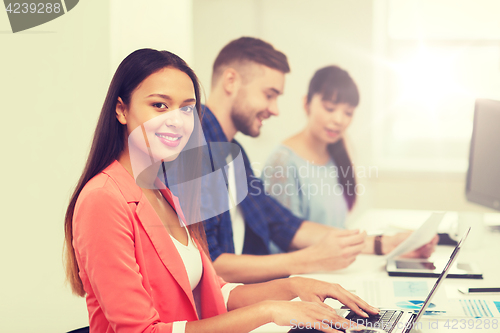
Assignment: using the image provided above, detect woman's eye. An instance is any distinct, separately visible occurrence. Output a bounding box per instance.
[180,105,195,113]
[153,103,168,109]
[344,109,354,117]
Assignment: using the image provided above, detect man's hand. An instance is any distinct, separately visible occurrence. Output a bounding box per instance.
[382,232,439,258]
[300,229,367,273]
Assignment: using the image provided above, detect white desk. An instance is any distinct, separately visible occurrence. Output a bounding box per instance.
[252,209,500,332]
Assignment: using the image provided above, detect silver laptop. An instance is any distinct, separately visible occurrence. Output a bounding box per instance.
[289,227,471,333]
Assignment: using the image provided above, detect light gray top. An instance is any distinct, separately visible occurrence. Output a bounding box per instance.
[262,144,348,229]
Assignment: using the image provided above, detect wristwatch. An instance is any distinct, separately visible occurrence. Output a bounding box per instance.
[374,235,383,255]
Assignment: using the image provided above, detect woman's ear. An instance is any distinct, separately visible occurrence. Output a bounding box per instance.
[303,95,310,115]
[115,97,127,125]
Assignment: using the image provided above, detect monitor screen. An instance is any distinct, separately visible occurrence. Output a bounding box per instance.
[466,99,500,211]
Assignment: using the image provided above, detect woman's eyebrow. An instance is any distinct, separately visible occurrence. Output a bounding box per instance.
[148,94,172,101]
[146,94,195,103]
[147,93,172,100]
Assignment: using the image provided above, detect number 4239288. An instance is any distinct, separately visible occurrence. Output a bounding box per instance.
[6,3,62,14]
[443,318,498,330]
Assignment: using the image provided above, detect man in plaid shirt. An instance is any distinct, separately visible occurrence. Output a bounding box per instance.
[201,37,438,283]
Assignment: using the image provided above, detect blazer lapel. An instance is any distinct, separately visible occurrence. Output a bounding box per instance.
[104,160,197,314]
[196,238,227,318]
[135,188,197,317]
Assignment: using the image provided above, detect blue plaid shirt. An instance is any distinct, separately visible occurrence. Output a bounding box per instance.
[201,106,304,261]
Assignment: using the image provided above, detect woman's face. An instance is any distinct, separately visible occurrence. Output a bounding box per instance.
[116,67,196,162]
[305,93,355,144]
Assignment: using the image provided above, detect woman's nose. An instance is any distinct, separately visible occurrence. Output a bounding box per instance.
[331,110,344,125]
[164,109,183,127]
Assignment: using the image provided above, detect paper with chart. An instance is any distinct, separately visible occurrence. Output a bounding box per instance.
[337,278,500,318]
[445,299,500,318]
[336,278,448,314]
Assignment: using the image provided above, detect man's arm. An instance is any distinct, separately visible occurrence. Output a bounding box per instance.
[287,220,337,250]
[290,221,439,258]
[213,251,302,283]
[213,228,366,283]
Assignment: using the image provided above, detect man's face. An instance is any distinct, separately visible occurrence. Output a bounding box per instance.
[231,64,285,137]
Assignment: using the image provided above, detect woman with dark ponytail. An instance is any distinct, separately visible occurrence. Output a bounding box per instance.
[263,66,438,256]
[64,51,378,333]
[263,66,358,228]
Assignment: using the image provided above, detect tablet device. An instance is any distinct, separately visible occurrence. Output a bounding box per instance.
[386,258,483,279]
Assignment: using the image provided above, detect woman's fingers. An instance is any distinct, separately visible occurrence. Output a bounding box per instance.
[345,295,379,317]
[329,284,379,317]
[340,298,369,318]
[323,314,364,332]
[350,292,380,315]
[288,301,365,333]
[311,300,365,332]
[316,303,364,331]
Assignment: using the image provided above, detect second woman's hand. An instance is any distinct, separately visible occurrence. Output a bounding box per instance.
[382,233,439,258]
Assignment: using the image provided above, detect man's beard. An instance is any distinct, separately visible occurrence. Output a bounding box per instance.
[231,90,261,137]
[231,107,260,137]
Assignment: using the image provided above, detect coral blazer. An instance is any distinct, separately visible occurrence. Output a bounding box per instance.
[73,160,227,333]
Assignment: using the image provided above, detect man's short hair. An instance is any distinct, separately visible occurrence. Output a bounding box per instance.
[212,37,290,86]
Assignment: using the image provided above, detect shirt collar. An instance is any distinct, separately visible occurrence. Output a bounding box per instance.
[201,105,229,143]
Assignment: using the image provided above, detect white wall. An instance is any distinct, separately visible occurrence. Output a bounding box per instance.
[0,1,110,331]
[0,1,193,332]
[110,0,194,71]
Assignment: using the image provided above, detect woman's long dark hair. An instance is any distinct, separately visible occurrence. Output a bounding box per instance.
[306,66,359,210]
[64,49,208,297]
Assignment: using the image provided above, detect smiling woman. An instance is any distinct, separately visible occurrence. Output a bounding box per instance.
[63,49,378,333]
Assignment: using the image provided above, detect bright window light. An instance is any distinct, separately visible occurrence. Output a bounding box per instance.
[375,43,500,171]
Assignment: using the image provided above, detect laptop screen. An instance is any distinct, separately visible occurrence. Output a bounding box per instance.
[413,227,470,323]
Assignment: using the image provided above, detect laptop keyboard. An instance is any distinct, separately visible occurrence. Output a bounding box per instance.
[346,309,404,332]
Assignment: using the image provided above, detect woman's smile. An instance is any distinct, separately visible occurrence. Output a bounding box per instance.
[155,132,182,147]
[325,128,340,138]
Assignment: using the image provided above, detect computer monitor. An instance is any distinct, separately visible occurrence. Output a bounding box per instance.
[466,98,500,211]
